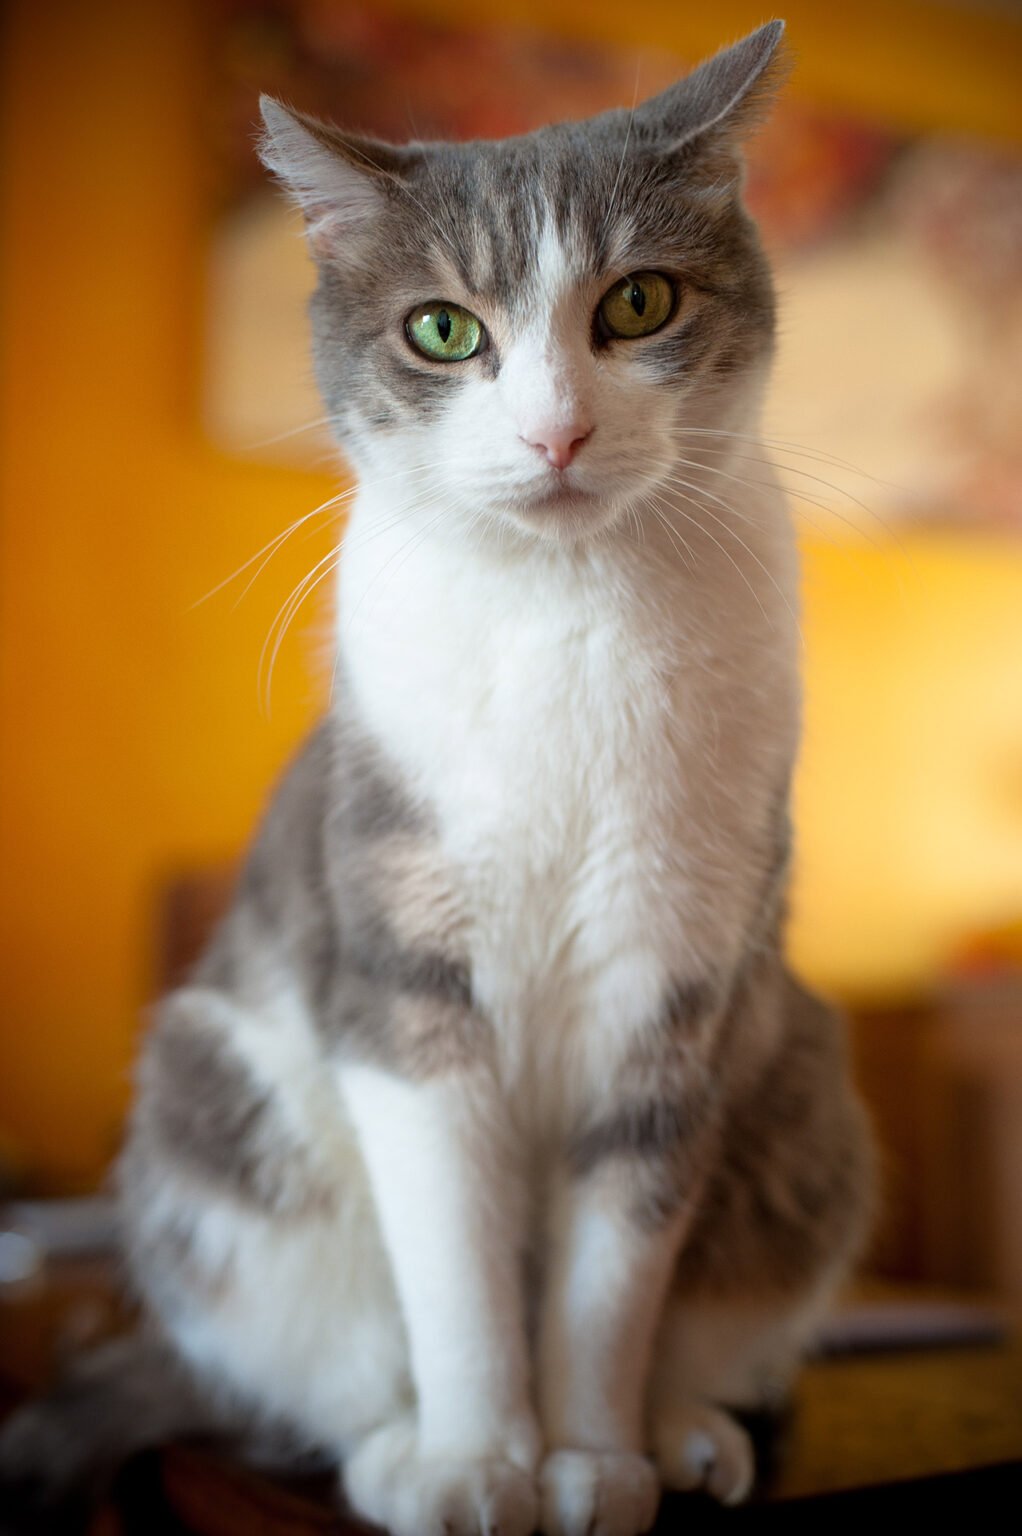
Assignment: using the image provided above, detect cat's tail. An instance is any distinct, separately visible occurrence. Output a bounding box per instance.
[0,1330,225,1531]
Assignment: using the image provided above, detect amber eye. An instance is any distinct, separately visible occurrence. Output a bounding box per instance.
[598,272,675,340]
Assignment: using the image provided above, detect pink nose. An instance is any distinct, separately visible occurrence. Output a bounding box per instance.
[520,423,593,471]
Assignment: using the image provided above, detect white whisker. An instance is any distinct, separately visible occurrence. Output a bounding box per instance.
[191,489,353,610]
[259,538,347,711]
[658,476,802,641]
[671,425,904,493]
[642,494,697,572]
[240,414,341,451]
[667,434,898,544]
[666,449,889,553]
[193,460,473,612]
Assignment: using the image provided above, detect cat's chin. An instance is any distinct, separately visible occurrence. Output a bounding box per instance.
[499,484,622,546]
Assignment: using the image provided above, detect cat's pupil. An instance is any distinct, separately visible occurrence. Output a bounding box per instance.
[629,282,646,317]
[437,310,452,343]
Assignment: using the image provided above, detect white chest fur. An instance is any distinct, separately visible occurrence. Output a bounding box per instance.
[337,499,797,1116]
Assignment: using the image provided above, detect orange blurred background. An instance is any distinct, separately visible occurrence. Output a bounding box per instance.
[2,0,1021,1237]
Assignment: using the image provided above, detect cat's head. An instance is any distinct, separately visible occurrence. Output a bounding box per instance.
[259,22,785,546]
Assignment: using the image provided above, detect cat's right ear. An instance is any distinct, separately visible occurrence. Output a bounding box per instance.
[635,22,788,154]
[258,97,398,254]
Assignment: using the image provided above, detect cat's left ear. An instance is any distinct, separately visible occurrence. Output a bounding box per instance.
[636,20,788,153]
[258,96,410,256]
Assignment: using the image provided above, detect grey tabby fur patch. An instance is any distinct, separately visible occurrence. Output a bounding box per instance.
[566,974,722,1230]
[122,700,485,1222]
[677,974,875,1296]
[196,702,482,1090]
[139,992,332,1216]
[562,851,810,1212]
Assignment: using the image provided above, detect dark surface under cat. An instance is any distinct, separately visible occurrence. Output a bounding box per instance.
[152,1339,1022,1531]
[89,1419,1022,1533]
[2,1260,1021,1534]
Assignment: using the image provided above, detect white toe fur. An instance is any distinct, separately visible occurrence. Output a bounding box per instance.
[654,1402,755,1506]
[345,1419,538,1536]
[540,1449,659,1536]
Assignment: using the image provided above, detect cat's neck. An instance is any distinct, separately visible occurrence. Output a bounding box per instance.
[336,488,681,662]
[336,440,794,658]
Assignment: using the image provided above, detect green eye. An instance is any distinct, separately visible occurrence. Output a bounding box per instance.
[598,272,675,340]
[406,301,485,362]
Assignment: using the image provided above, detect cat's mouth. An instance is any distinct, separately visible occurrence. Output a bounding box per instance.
[513,480,596,515]
[498,478,624,544]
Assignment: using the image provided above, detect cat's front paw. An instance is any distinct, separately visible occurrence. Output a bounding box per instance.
[344,1419,537,1536]
[539,1449,659,1536]
[653,1402,754,1506]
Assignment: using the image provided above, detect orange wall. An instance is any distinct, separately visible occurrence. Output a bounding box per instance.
[0,0,337,1183]
[2,0,1021,1185]
[790,537,1022,1002]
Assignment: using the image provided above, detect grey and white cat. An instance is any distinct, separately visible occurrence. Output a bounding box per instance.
[1,22,872,1536]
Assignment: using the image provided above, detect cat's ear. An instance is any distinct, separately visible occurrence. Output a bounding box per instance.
[258,96,403,253]
[636,21,787,152]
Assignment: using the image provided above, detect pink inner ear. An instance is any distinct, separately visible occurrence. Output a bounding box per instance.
[285,165,387,254]
[302,178,384,254]
[259,99,387,245]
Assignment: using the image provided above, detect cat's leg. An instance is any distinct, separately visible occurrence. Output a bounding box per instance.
[648,976,874,1505]
[133,1017,540,1536]
[536,1166,687,1536]
[338,1061,539,1536]
[534,982,726,1536]
[124,988,540,1536]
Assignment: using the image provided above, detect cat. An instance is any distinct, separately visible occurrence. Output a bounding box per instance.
[0,20,873,1536]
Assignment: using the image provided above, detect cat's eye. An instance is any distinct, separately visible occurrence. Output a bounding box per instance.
[597,272,675,340]
[405,301,485,362]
